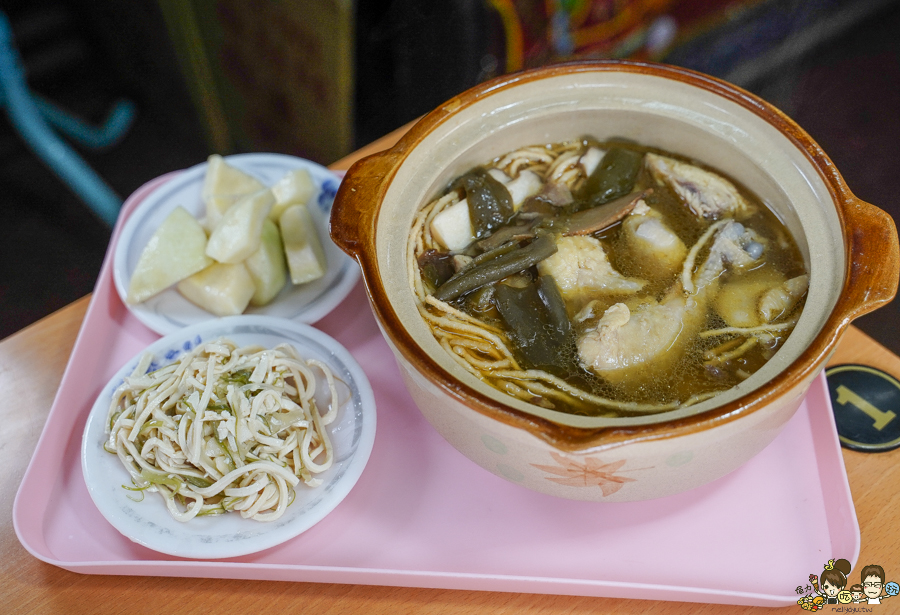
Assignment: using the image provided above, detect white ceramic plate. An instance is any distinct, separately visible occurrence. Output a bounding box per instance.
[81,315,376,559]
[113,154,359,336]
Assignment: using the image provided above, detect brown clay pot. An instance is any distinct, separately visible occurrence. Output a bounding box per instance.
[331,61,898,501]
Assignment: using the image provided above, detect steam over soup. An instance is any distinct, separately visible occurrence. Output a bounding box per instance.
[409,139,808,417]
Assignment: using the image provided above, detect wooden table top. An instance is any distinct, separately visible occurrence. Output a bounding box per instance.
[3,127,898,614]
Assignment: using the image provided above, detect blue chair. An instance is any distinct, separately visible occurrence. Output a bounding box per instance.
[0,10,136,226]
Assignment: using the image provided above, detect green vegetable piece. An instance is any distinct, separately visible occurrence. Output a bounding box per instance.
[445,239,519,289]
[107,410,122,433]
[458,168,514,238]
[474,219,539,252]
[464,284,496,317]
[433,235,558,302]
[494,280,572,371]
[184,476,213,488]
[220,369,253,386]
[470,239,519,266]
[196,506,227,517]
[537,274,572,342]
[138,419,165,437]
[122,483,150,493]
[140,468,184,490]
[576,147,643,211]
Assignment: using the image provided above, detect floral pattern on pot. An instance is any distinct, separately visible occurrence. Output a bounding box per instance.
[531,452,652,496]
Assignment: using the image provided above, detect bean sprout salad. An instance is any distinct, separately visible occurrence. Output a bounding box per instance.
[104,338,340,522]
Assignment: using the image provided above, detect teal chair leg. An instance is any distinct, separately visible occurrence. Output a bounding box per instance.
[0,10,133,227]
[33,94,136,150]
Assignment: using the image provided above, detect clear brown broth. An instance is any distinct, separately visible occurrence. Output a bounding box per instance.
[424,139,808,415]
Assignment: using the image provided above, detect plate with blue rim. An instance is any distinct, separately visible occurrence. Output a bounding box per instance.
[113,153,359,336]
[81,314,376,559]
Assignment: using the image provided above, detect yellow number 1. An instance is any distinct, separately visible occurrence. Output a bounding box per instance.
[835,385,897,431]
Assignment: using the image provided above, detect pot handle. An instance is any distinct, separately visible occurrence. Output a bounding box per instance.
[838,196,900,321]
[330,150,401,259]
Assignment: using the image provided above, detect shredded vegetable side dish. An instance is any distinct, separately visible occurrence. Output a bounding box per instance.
[104,338,341,522]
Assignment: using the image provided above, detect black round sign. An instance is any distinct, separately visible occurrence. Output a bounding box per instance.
[825,364,900,452]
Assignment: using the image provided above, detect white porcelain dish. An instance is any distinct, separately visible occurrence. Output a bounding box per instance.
[113,153,359,336]
[81,315,376,559]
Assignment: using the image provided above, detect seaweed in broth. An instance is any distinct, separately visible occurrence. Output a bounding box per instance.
[411,138,808,417]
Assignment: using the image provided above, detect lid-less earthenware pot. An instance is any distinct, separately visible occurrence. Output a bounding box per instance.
[330,61,898,501]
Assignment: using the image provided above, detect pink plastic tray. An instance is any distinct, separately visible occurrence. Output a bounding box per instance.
[14,173,859,607]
